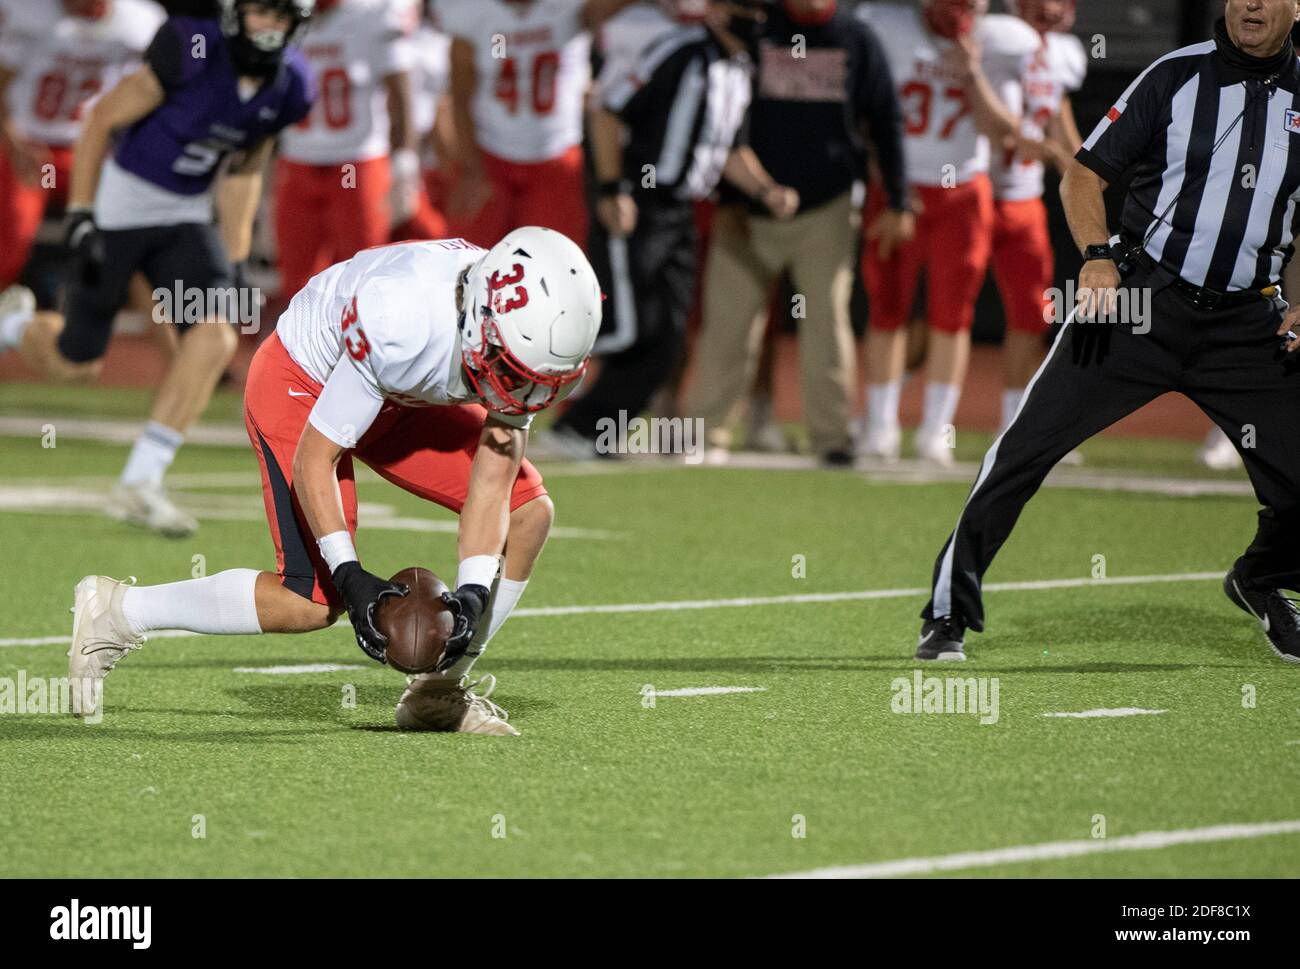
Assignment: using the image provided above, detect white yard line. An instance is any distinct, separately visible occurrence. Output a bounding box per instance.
[1042,708,1168,719]
[0,414,1255,495]
[650,686,767,697]
[0,570,1223,648]
[766,819,1300,879]
[0,485,621,539]
[512,571,1223,617]
[232,663,364,674]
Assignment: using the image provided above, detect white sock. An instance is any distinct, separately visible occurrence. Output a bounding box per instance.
[0,303,33,352]
[867,380,903,432]
[1000,388,1024,433]
[432,577,529,681]
[121,569,262,636]
[920,382,961,438]
[120,421,184,487]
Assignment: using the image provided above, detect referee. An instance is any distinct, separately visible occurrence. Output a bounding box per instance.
[550,0,798,457]
[915,0,1300,664]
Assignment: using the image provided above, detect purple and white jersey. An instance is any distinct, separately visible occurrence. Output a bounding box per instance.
[96,17,314,226]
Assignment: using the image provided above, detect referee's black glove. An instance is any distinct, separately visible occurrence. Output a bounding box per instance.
[1070,314,1113,368]
[331,562,408,664]
[64,208,103,288]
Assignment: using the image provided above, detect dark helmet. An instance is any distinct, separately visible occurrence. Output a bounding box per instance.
[218,0,315,77]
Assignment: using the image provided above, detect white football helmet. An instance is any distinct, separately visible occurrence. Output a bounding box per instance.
[460,227,602,416]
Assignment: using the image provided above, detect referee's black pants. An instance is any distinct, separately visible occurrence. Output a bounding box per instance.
[556,200,696,442]
[924,261,1300,632]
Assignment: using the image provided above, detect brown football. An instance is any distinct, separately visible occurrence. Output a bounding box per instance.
[374,567,454,674]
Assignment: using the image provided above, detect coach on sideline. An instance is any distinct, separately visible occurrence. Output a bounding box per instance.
[913,0,1300,664]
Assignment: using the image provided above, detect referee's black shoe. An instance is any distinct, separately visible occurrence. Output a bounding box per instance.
[1223,568,1300,664]
[916,617,966,661]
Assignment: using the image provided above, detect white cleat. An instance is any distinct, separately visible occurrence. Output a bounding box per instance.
[857,424,901,463]
[68,575,144,719]
[395,673,520,735]
[0,284,36,352]
[913,429,955,468]
[106,482,198,538]
[1199,428,1242,471]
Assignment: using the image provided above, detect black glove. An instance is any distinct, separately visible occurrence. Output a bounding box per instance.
[331,562,408,663]
[1070,312,1112,368]
[64,208,103,288]
[436,584,490,672]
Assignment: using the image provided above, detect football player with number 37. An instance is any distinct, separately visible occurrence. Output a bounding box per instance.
[67,227,602,736]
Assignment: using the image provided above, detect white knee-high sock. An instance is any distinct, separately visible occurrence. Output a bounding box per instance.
[1000,388,1024,433]
[434,577,529,681]
[867,380,902,432]
[919,382,961,437]
[120,421,184,487]
[120,569,262,636]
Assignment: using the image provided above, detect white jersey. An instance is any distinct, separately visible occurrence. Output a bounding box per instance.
[990,30,1087,201]
[0,0,162,146]
[593,3,676,101]
[280,0,417,165]
[858,5,1039,187]
[279,239,535,446]
[436,0,591,163]
[409,23,451,169]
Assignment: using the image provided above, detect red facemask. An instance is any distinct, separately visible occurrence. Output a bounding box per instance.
[63,0,109,18]
[462,316,587,416]
[923,0,983,40]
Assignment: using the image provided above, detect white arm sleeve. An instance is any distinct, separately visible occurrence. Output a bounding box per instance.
[308,359,386,449]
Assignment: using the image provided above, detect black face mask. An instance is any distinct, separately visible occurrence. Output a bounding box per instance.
[726,11,766,47]
[1214,16,1296,85]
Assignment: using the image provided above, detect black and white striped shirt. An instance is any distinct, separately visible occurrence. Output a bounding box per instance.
[1078,40,1300,293]
[602,25,753,204]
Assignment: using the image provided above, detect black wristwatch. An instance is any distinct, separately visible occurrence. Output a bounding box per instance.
[1083,243,1113,262]
[597,178,632,198]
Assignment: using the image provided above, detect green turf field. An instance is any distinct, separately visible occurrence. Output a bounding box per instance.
[0,384,1296,878]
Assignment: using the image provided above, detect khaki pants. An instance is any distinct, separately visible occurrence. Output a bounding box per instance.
[685,191,856,454]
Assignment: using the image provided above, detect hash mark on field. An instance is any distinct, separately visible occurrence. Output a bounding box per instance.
[232,663,364,674]
[0,571,1225,648]
[1041,707,1168,719]
[766,819,1300,879]
[650,686,766,698]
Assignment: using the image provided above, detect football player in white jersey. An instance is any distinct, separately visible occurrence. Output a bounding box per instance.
[991,0,1085,435]
[857,0,1038,466]
[436,0,639,248]
[66,227,602,735]
[0,0,164,289]
[275,0,420,300]
[391,4,454,240]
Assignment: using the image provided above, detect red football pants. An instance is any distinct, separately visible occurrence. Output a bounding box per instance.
[449,144,587,249]
[243,334,548,606]
[274,155,393,300]
[862,174,995,333]
[990,196,1055,334]
[0,143,71,287]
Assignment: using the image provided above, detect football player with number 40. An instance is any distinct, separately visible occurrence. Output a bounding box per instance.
[66,227,602,736]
